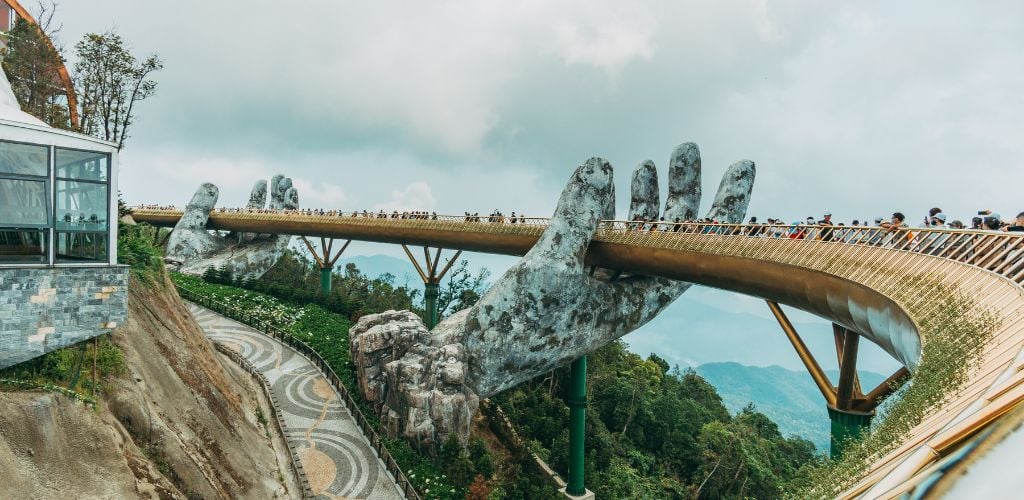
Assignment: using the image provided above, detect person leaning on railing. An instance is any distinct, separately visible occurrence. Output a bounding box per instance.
[880,212,909,247]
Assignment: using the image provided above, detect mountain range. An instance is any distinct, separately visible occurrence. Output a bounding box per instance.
[696,362,886,452]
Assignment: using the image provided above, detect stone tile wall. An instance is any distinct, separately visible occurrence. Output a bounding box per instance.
[0,266,129,368]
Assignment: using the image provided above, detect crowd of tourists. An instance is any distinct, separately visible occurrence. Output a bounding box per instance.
[136,204,1024,236]
[631,209,1023,233]
[134,203,1024,272]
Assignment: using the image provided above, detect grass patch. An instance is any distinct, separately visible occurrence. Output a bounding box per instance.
[0,334,126,400]
[789,274,1002,497]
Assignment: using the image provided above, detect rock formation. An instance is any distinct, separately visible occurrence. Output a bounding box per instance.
[165,175,298,279]
[351,142,756,449]
[350,310,478,449]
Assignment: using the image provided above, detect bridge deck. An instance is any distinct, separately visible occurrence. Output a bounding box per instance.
[136,209,1024,497]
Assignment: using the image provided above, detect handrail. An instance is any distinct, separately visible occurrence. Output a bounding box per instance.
[210,342,314,498]
[174,284,422,500]
[133,207,1024,286]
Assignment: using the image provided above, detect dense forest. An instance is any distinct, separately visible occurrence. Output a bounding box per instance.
[497,342,818,498]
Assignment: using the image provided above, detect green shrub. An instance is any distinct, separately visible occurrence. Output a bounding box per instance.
[117,223,163,282]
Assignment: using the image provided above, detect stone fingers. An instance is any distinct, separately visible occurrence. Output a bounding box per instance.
[663,142,702,222]
[247,180,268,209]
[269,175,293,210]
[525,157,614,269]
[283,186,299,210]
[628,160,660,222]
[703,160,756,224]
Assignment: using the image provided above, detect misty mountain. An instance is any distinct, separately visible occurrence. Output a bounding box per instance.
[696,362,886,452]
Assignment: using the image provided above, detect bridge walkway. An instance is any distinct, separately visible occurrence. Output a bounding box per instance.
[187,302,404,499]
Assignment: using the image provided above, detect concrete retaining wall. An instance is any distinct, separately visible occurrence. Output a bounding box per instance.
[0,266,129,368]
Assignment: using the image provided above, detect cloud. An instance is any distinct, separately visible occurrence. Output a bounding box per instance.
[291,178,348,209]
[372,182,437,212]
[65,0,1024,229]
[552,8,655,73]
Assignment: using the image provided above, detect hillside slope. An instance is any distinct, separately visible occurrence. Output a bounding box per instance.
[697,362,885,451]
[0,272,299,499]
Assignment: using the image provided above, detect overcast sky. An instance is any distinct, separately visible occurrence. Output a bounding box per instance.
[44,1,1023,372]
[58,1,1023,225]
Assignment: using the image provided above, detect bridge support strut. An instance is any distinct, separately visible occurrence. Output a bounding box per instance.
[301,237,350,295]
[402,245,461,329]
[766,300,910,458]
[562,355,594,499]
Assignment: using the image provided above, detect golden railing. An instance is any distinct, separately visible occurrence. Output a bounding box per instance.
[131,207,1024,497]
[133,207,1024,284]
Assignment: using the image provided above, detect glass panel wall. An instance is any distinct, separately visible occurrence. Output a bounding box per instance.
[0,178,48,226]
[0,229,47,264]
[0,142,112,265]
[0,141,50,263]
[56,231,108,262]
[56,149,108,182]
[55,180,108,230]
[0,141,48,176]
[54,148,111,263]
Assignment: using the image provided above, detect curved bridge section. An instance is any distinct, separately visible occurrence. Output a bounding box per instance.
[133,208,1024,498]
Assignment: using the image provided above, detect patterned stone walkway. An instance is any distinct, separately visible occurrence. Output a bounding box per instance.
[187,303,402,499]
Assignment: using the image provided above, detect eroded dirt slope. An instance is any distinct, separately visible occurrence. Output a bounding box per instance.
[0,272,299,499]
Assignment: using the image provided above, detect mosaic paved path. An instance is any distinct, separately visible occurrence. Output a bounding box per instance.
[187,303,403,499]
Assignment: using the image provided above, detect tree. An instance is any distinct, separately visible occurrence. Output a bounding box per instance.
[433,260,490,319]
[73,29,162,149]
[439,433,475,486]
[1,2,72,128]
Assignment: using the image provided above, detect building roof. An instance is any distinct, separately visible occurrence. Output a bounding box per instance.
[0,67,47,127]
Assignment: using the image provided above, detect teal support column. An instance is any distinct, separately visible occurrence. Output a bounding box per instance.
[566,355,587,496]
[319,266,333,294]
[424,282,440,329]
[828,407,872,458]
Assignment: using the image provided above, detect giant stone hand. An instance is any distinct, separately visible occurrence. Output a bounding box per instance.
[165,175,299,279]
[350,143,754,448]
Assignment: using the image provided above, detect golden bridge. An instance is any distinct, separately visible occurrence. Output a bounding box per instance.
[134,208,1024,498]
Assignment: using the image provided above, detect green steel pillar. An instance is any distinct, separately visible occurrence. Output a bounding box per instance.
[566,356,588,496]
[424,282,440,329]
[828,407,872,458]
[319,266,333,295]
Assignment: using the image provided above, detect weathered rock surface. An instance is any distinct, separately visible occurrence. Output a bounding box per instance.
[352,142,756,449]
[166,175,298,279]
[629,160,660,221]
[0,272,300,499]
[350,310,478,449]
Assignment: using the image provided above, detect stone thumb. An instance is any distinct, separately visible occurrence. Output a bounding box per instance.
[526,157,614,269]
[176,183,218,230]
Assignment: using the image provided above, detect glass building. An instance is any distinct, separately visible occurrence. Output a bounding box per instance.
[0,130,118,264]
[0,66,127,369]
